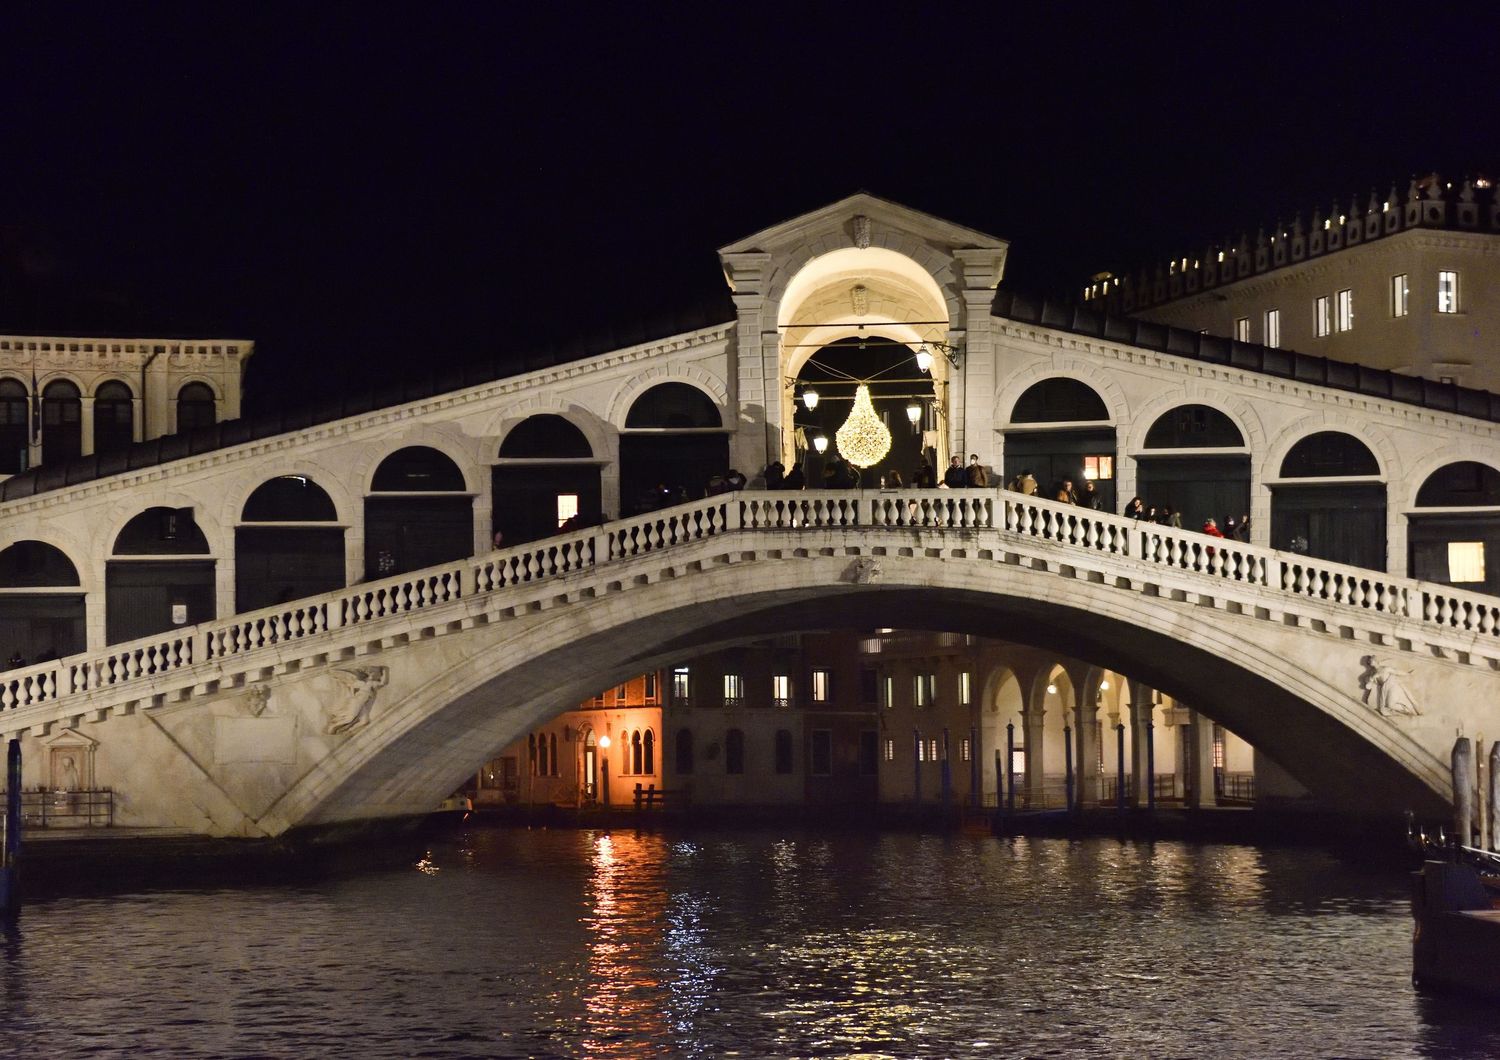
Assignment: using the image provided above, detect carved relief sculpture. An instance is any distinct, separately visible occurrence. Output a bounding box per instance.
[1365,656,1420,717]
[325,666,391,734]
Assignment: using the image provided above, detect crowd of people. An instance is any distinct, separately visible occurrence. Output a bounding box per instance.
[1124,496,1251,541]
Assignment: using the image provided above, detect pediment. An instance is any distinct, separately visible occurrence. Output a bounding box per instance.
[718,192,1007,256]
[41,727,97,750]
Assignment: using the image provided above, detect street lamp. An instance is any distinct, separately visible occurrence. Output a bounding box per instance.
[812,434,829,454]
[802,388,820,411]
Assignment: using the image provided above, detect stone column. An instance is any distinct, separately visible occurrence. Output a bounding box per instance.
[1022,707,1046,807]
[1186,709,1218,809]
[80,396,96,456]
[1128,679,1155,807]
[721,252,773,480]
[953,249,1006,467]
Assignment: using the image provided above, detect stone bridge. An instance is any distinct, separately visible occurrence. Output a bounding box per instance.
[2,487,1494,837]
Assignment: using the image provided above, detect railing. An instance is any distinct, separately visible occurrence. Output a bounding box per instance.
[2,487,1498,723]
[1218,771,1256,803]
[3,789,114,828]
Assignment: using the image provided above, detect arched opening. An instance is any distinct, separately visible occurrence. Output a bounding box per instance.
[176,382,217,432]
[1136,405,1250,533]
[41,380,82,466]
[236,475,346,612]
[492,414,603,546]
[1408,461,1500,594]
[0,379,30,474]
[0,541,85,663]
[93,380,135,455]
[364,446,473,579]
[106,506,215,644]
[1271,432,1385,569]
[724,727,746,775]
[619,383,728,514]
[675,727,694,775]
[1004,379,1116,511]
[789,337,936,489]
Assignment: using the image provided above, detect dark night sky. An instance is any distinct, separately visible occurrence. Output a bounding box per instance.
[1,4,1492,412]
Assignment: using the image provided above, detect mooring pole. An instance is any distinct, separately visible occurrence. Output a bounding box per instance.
[1063,724,1074,812]
[1490,741,1500,853]
[2,738,20,918]
[1452,735,1474,855]
[1145,720,1156,814]
[940,728,952,812]
[994,749,1004,817]
[1005,723,1016,813]
[970,725,980,810]
[1116,724,1127,812]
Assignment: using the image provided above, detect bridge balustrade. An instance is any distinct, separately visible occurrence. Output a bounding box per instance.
[2,487,1499,720]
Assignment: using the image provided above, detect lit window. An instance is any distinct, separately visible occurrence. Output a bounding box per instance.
[916,734,926,762]
[1448,541,1485,583]
[811,669,830,703]
[960,737,971,762]
[929,738,941,762]
[883,738,894,762]
[1264,309,1280,348]
[1314,295,1331,338]
[1335,289,1353,332]
[1082,455,1114,481]
[772,674,792,709]
[959,671,971,706]
[1438,271,1459,313]
[556,493,579,528]
[1011,749,1026,776]
[1234,317,1250,342]
[1391,275,1409,317]
[671,666,691,706]
[723,674,743,706]
[881,675,894,709]
[913,673,935,708]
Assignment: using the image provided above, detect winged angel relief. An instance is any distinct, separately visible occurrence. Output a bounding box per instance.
[325,666,391,735]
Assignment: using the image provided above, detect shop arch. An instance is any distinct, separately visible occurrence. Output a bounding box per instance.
[236,475,346,612]
[1271,431,1385,570]
[493,414,602,546]
[106,506,215,644]
[364,446,473,580]
[1004,378,1116,511]
[619,383,729,513]
[0,541,85,663]
[1407,461,1500,595]
[1135,404,1250,533]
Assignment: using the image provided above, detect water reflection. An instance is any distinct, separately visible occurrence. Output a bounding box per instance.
[0,830,1496,1058]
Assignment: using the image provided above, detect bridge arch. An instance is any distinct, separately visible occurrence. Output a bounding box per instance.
[605,367,729,431]
[266,551,1450,835]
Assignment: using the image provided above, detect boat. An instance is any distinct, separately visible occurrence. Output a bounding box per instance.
[1411,853,1500,998]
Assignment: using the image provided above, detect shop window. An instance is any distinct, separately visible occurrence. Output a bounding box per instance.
[1448,542,1485,583]
[1081,454,1114,481]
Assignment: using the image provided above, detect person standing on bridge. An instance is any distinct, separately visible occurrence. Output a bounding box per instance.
[1124,496,1146,520]
[913,459,936,488]
[943,456,966,488]
[1055,478,1078,504]
[965,455,988,487]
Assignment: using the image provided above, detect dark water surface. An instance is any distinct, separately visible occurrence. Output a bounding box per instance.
[1,828,1496,1058]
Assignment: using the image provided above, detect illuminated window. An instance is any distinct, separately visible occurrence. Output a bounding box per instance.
[556,493,579,528]
[1082,455,1114,481]
[915,733,926,762]
[1391,275,1409,317]
[913,672,936,708]
[883,738,894,762]
[1011,749,1026,776]
[1448,541,1485,583]
[959,671,972,706]
[1234,317,1250,342]
[1335,289,1353,332]
[880,675,894,709]
[671,666,690,706]
[1438,271,1459,313]
[1314,295,1331,338]
[723,674,743,707]
[1264,309,1280,348]
[1212,725,1225,770]
[960,737,972,762]
[811,668,831,702]
[929,738,941,762]
[772,674,792,709]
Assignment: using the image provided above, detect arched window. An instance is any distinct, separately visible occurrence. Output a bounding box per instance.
[0,379,28,474]
[631,730,643,774]
[498,415,593,458]
[94,380,135,455]
[675,728,694,775]
[42,380,82,465]
[176,383,217,432]
[0,542,80,588]
[107,506,215,644]
[1416,462,1500,507]
[1010,378,1108,423]
[236,476,344,613]
[1143,405,1244,448]
[242,476,338,521]
[774,729,794,775]
[0,540,85,662]
[528,734,538,775]
[549,733,559,776]
[372,445,467,492]
[625,383,722,428]
[643,730,654,775]
[725,728,745,775]
[114,507,211,555]
[1279,432,1379,478]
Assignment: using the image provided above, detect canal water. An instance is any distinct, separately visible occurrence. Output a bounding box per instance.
[1,828,1495,1058]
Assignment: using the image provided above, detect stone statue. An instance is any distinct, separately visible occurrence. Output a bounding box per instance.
[1365,656,1420,718]
[56,753,79,792]
[848,557,882,585]
[325,666,390,735]
[242,685,272,717]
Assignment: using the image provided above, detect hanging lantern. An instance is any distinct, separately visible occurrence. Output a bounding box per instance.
[914,347,934,373]
[802,388,820,411]
[905,402,922,427]
[835,384,892,468]
[812,434,829,454]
